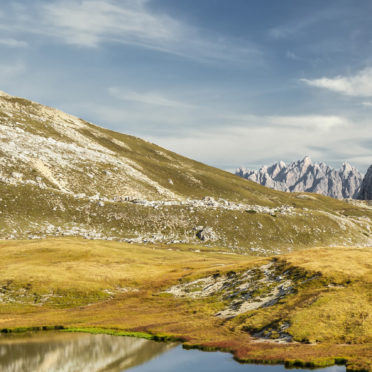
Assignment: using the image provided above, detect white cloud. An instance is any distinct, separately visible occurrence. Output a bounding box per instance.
[267,115,347,129]
[41,0,259,62]
[228,114,348,130]
[301,67,372,97]
[108,87,197,109]
[0,0,259,64]
[42,0,181,48]
[361,101,372,107]
[0,38,28,47]
[146,117,370,171]
[268,10,337,40]
[69,94,370,170]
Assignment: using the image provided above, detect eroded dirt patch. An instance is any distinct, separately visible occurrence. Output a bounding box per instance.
[165,260,319,319]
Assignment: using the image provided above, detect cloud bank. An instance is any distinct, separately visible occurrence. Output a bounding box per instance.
[77,88,370,171]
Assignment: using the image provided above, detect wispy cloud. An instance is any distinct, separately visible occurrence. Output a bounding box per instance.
[268,10,340,40]
[42,0,181,48]
[301,67,372,97]
[266,115,347,130]
[228,114,348,130]
[0,0,260,64]
[285,51,301,61]
[0,38,28,48]
[109,87,197,109]
[361,101,372,107]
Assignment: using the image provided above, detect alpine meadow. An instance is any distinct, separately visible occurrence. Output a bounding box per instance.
[0,1,372,371]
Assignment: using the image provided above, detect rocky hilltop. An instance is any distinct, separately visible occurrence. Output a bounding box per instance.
[0,90,284,203]
[0,90,371,252]
[236,157,363,199]
[358,165,372,200]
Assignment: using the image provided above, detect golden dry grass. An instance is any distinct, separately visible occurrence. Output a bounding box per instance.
[0,238,371,371]
[0,238,258,293]
[284,247,372,281]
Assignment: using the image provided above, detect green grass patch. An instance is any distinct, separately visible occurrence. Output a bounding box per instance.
[62,327,183,342]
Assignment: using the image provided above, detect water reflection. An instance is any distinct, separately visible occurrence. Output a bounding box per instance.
[128,345,346,372]
[0,332,346,372]
[0,332,175,372]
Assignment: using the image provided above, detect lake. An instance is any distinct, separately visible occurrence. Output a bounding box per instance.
[0,332,346,372]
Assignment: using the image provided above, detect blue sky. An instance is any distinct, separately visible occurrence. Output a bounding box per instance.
[0,0,371,172]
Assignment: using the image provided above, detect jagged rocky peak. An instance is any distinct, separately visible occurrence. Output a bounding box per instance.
[301,155,312,166]
[236,157,363,199]
[341,162,352,172]
[267,160,285,178]
[358,165,372,200]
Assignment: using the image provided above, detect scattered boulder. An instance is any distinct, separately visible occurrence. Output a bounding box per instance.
[196,227,218,242]
[11,172,23,179]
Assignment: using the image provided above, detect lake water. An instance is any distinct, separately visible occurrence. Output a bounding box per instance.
[0,332,346,372]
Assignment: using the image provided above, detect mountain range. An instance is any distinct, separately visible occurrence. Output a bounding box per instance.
[236,157,366,199]
[0,90,371,251]
[358,165,372,200]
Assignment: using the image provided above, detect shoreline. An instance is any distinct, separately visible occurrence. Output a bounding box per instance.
[0,325,365,371]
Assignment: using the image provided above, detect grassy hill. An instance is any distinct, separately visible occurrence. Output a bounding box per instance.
[0,90,371,251]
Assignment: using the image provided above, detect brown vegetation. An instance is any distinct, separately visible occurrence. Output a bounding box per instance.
[0,238,371,371]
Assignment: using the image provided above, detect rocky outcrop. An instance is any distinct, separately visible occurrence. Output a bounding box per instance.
[358,165,372,200]
[165,260,318,320]
[236,157,363,199]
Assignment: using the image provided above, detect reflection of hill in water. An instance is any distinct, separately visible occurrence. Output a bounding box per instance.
[0,332,176,372]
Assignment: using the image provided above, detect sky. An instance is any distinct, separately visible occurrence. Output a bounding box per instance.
[0,0,371,173]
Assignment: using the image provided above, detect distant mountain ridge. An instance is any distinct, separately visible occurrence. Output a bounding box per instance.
[358,165,372,200]
[236,157,363,199]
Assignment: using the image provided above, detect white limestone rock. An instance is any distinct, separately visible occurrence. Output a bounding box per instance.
[196,227,218,242]
[236,157,363,199]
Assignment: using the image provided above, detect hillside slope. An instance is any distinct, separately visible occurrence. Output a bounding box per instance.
[0,90,283,203]
[0,90,371,252]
